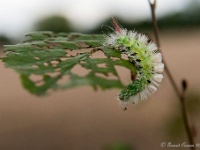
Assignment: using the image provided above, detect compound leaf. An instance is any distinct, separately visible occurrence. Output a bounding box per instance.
[2,32,136,95]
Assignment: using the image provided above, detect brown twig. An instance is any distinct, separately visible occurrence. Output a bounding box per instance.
[149,0,182,98]
[148,0,195,149]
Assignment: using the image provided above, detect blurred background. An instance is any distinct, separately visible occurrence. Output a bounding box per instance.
[1,0,200,150]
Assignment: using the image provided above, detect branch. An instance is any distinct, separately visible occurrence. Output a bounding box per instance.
[148,0,195,149]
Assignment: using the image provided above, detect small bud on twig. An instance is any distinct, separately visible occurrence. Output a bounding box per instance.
[182,79,188,92]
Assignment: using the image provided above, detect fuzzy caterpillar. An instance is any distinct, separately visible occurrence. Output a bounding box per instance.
[104,18,164,109]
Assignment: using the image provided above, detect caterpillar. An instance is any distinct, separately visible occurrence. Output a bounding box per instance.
[104,17,164,109]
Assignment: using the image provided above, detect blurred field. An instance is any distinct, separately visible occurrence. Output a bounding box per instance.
[0,29,200,150]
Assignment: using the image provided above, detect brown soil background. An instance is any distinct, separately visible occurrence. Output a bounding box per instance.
[0,29,200,150]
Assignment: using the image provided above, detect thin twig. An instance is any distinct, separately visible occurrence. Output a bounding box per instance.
[148,0,195,149]
[148,0,181,97]
[149,0,160,48]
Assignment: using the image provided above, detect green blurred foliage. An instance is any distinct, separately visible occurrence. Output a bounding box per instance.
[90,1,200,34]
[157,2,200,29]
[185,92,200,116]
[88,17,151,34]
[165,91,200,141]
[166,114,186,141]
[104,142,135,150]
[0,35,11,45]
[0,35,11,51]
[35,15,73,33]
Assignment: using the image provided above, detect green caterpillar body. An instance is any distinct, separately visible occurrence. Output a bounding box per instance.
[105,18,164,109]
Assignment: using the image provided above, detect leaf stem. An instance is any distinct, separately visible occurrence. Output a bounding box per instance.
[148,0,195,149]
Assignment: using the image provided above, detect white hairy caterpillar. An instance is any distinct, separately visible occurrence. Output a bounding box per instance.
[104,18,164,109]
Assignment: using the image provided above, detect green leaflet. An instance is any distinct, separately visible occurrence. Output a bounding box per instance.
[2,32,136,95]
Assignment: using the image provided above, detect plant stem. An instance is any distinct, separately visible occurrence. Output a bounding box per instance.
[149,1,160,48]
[149,0,181,98]
[148,0,195,149]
